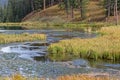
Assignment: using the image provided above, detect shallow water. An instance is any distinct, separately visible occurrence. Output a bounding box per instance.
[0,30,97,60]
[0,30,120,78]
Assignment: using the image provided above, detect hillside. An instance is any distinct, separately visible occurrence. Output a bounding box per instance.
[22,0,106,23]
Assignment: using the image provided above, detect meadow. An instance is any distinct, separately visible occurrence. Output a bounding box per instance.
[0,33,46,44]
[48,26,120,61]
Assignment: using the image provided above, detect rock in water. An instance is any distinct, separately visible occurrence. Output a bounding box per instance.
[73,59,89,68]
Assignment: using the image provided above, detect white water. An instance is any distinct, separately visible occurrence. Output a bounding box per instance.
[1,44,46,60]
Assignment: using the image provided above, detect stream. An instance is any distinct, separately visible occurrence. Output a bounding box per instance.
[0,30,120,78]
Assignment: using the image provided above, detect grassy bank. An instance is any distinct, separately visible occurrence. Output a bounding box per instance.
[3,74,112,80]
[48,26,120,61]
[0,22,110,31]
[0,33,46,44]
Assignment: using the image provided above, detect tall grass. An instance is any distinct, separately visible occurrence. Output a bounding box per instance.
[57,74,110,80]
[3,74,112,80]
[48,26,120,61]
[0,33,46,44]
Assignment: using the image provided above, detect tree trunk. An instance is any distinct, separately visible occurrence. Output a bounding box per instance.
[43,0,46,10]
[115,0,118,25]
[65,0,70,18]
[107,0,111,17]
[31,0,34,11]
[81,0,85,19]
[71,5,74,18]
[78,0,82,18]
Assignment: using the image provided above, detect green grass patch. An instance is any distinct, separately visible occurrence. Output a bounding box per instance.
[48,26,120,61]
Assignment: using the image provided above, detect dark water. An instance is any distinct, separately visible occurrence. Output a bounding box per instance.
[0,26,24,30]
[0,30,119,78]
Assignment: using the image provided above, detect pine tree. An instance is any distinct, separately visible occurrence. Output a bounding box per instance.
[0,6,3,22]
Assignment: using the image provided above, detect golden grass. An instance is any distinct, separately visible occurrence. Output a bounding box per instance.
[57,75,110,80]
[4,74,26,80]
[3,74,113,80]
[48,26,120,61]
[0,33,46,44]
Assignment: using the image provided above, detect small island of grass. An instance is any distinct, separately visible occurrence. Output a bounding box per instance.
[0,33,46,44]
[48,26,120,61]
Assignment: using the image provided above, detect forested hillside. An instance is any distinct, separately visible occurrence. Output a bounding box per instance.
[22,1,105,22]
[0,0,32,22]
[0,0,8,7]
[0,0,120,22]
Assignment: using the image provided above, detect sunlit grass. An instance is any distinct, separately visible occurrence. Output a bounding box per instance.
[48,26,120,61]
[0,33,46,44]
[3,74,113,80]
[57,74,110,80]
[4,74,26,80]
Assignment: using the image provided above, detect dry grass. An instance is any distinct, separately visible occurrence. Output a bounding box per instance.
[4,74,26,80]
[3,74,114,80]
[0,33,46,44]
[57,75,110,80]
[48,26,120,61]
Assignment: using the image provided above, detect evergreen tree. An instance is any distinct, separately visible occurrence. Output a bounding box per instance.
[0,6,3,22]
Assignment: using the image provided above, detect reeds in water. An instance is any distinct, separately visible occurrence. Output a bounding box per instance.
[0,33,46,44]
[48,26,120,61]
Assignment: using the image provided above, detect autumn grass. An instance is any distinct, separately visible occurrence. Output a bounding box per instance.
[3,74,114,80]
[0,33,46,44]
[48,26,120,61]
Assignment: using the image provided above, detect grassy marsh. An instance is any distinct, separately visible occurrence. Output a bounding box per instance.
[48,26,120,61]
[0,33,46,44]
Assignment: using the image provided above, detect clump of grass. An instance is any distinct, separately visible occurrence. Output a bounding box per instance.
[4,74,26,80]
[4,74,45,80]
[0,33,46,44]
[48,26,120,61]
